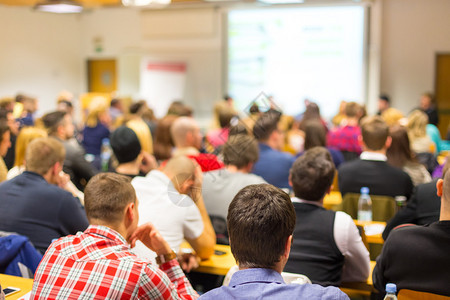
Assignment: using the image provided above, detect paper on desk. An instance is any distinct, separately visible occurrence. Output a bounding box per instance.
[18,292,31,300]
[364,224,385,236]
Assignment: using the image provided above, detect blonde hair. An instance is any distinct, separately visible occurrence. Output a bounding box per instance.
[86,97,109,127]
[381,108,405,127]
[25,137,65,175]
[126,119,153,154]
[14,127,48,167]
[407,110,428,139]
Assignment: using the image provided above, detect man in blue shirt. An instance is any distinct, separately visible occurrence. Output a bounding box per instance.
[200,184,348,299]
[252,111,295,190]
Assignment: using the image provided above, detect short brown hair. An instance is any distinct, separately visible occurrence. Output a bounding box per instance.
[42,111,67,136]
[228,184,296,269]
[222,134,259,168]
[361,115,389,151]
[25,137,65,175]
[253,111,281,142]
[290,147,335,201]
[345,102,360,118]
[84,173,136,223]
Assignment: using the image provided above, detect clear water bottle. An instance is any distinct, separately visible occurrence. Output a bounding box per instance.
[384,283,397,300]
[357,187,372,221]
[101,138,112,172]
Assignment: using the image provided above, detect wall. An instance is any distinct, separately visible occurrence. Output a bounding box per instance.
[380,0,450,114]
[0,6,83,113]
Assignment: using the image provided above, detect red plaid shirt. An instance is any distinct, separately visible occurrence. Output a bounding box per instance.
[31,225,198,300]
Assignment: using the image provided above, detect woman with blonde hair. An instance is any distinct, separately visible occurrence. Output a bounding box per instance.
[82,98,111,170]
[407,109,436,154]
[7,126,47,179]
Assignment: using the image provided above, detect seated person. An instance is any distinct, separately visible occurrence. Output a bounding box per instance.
[200,184,348,299]
[382,159,449,239]
[31,173,198,299]
[110,126,157,179]
[203,134,266,227]
[252,111,295,190]
[338,116,413,199]
[132,156,215,260]
[0,137,88,253]
[171,117,224,172]
[373,169,450,297]
[327,102,362,160]
[284,147,370,286]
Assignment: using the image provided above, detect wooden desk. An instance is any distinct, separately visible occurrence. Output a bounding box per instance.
[0,274,33,299]
[181,243,236,276]
[354,220,386,245]
[340,261,376,296]
[323,191,342,210]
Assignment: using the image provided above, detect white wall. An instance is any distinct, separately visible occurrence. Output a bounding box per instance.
[380,0,450,114]
[0,6,83,114]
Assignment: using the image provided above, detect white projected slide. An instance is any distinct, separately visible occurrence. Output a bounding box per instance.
[228,6,365,119]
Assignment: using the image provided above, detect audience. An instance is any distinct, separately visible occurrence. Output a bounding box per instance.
[202,134,266,241]
[132,156,215,261]
[0,137,88,253]
[419,92,439,126]
[42,111,97,190]
[31,173,198,299]
[252,111,295,189]
[200,184,348,299]
[407,109,436,154]
[284,147,370,286]
[171,117,223,172]
[372,164,450,297]
[327,101,362,161]
[0,108,19,169]
[126,101,154,155]
[386,125,432,186]
[376,94,390,116]
[338,116,413,198]
[382,158,449,240]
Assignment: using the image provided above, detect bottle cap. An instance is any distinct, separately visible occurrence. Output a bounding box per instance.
[360,187,369,195]
[386,283,397,293]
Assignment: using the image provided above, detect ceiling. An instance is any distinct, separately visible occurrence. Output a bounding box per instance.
[0,0,202,8]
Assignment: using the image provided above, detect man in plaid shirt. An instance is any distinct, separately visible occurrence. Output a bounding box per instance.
[31,173,198,299]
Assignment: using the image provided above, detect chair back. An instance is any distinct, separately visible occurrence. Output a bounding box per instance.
[398,289,450,300]
[341,193,396,222]
[209,215,229,245]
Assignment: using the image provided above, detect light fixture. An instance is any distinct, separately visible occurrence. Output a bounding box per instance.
[257,0,304,4]
[122,0,171,6]
[34,0,83,13]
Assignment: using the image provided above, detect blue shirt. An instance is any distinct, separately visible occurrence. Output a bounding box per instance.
[252,143,295,189]
[200,268,349,300]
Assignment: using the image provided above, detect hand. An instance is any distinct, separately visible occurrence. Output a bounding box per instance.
[178,252,200,273]
[190,164,203,200]
[139,151,158,175]
[129,223,172,255]
[56,171,71,189]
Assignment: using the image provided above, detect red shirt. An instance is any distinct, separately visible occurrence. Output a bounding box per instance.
[326,125,362,153]
[31,225,198,300]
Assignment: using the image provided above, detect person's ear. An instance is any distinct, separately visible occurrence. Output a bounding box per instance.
[385,136,392,149]
[284,235,293,259]
[437,179,444,197]
[288,173,293,188]
[125,202,136,224]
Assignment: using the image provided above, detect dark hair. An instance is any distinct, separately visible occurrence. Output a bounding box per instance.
[290,147,335,201]
[299,102,322,131]
[345,102,360,118]
[304,120,326,150]
[218,110,235,128]
[253,112,280,142]
[249,103,260,114]
[167,101,192,117]
[154,115,177,161]
[41,111,67,136]
[84,173,136,223]
[222,134,259,168]
[0,119,10,144]
[228,184,296,269]
[110,126,142,164]
[379,94,390,103]
[129,101,147,115]
[361,116,389,151]
[229,122,249,136]
[386,125,414,168]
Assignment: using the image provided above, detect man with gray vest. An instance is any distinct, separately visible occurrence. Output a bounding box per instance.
[284,147,370,286]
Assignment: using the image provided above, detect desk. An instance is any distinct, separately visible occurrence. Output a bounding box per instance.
[354,220,386,245]
[181,242,235,276]
[0,274,33,299]
[340,261,376,296]
[323,191,342,210]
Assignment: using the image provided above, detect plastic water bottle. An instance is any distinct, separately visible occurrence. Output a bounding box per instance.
[384,283,398,300]
[357,187,372,221]
[101,138,112,172]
